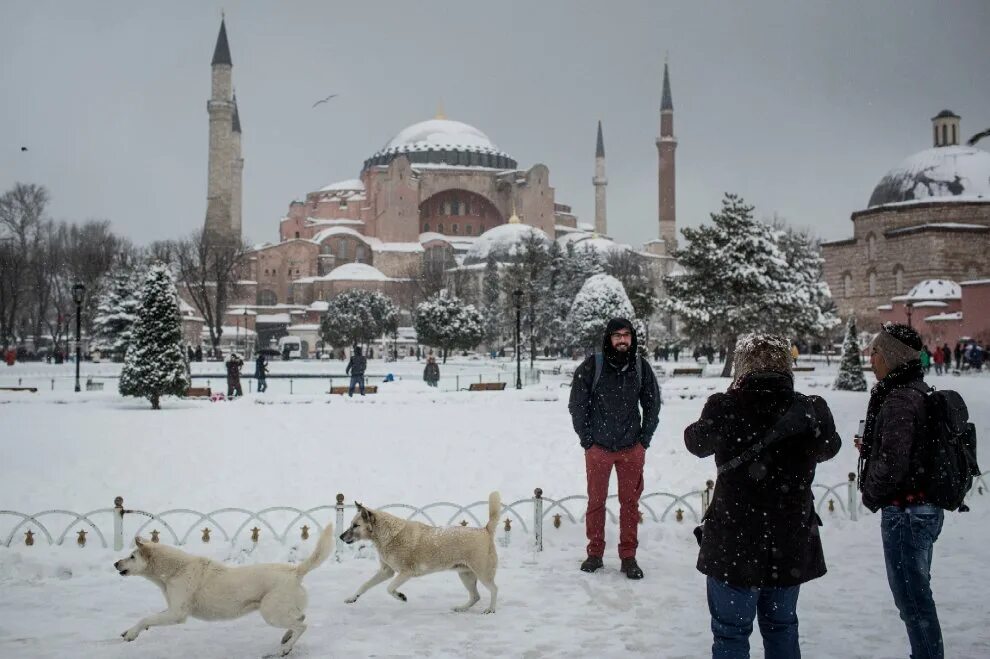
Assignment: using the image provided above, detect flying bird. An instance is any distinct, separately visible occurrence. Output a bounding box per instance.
[20,146,28,152]
[966,128,990,147]
[311,94,338,108]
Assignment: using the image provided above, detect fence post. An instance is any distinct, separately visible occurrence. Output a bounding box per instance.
[335,493,345,560]
[113,496,124,551]
[51,378,55,391]
[847,472,858,521]
[533,488,544,552]
[290,379,294,395]
[702,479,714,512]
[456,375,459,391]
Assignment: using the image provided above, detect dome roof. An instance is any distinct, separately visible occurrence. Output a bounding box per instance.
[364,118,517,171]
[867,145,990,208]
[898,279,961,302]
[325,263,390,282]
[462,223,550,265]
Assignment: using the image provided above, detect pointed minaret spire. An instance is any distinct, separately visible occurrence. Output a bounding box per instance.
[595,120,605,158]
[593,120,608,236]
[657,56,677,249]
[232,92,241,133]
[661,60,673,111]
[212,18,232,66]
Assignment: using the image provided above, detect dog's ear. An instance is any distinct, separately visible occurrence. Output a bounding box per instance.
[354,501,364,511]
[134,536,144,547]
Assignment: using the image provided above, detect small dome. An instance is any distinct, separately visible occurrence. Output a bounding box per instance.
[462,223,550,265]
[364,118,516,171]
[867,145,990,208]
[325,263,390,282]
[933,109,960,120]
[901,279,961,302]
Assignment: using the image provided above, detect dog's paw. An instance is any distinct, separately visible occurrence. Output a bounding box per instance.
[278,647,293,657]
[393,591,407,602]
[121,628,140,642]
[482,607,496,614]
[344,596,358,604]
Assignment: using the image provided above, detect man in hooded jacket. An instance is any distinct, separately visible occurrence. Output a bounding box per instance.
[568,318,661,579]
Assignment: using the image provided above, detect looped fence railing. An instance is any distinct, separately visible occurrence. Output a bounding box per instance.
[3,471,987,554]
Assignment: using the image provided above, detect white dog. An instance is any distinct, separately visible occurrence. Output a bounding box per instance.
[114,522,334,656]
[340,491,500,613]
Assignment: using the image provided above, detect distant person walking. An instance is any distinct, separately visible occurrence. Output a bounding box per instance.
[346,346,367,397]
[941,344,951,372]
[932,343,945,375]
[568,318,661,580]
[790,343,800,366]
[953,342,963,370]
[423,355,440,387]
[225,352,244,397]
[920,345,932,374]
[255,353,269,393]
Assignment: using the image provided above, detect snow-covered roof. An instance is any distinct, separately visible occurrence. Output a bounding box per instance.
[325,263,391,282]
[924,311,963,322]
[893,279,962,302]
[308,300,330,312]
[575,237,630,256]
[319,178,365,192]
[305,217,365,228]
[868,145,990,208]
[226,307,257,316]
[203,326,256,337]
[462,223,550,265]
[913,301,948,308]
[287,323,322,331]
[256,313,291,324]
[311,226,370,244]
[372,242,424,253]
[876,304,894,311]
[365,118,516,170]
[885,222,988,237]
[961,278,990,286]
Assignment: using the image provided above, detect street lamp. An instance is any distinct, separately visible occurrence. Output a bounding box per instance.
[71,282,86,392]
[243,307,249,357]
[905,301,914,329]
[512,289,523,390]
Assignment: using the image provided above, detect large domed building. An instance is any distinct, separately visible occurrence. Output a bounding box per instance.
[822,110,990,332]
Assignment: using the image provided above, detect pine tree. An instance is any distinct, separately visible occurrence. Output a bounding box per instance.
[568,273,635,351]
[834,316,868,391]
[92,268,142,361]
[320,289,398,349]
[482,253,501,348]
[119,264,190,409]
[537,240,568,355]
[414,290,485,363]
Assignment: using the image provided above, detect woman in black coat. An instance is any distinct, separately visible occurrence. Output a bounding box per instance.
[684,334,841,658]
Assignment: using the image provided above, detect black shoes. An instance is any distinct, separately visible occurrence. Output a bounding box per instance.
[620,558,644,580]
[580,556,604,573]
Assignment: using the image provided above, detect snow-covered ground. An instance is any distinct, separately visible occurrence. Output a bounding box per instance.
[1,360,989,658]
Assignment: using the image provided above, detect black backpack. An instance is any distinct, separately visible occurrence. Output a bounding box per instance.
[909,382,981,511]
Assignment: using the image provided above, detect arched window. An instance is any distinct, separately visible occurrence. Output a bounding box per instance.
[438,223,444,234]
[868,271,878,296]
[867,233,878,261]
[894,265,905,294]
[452,223,459,234]
[942,124,948,145]
[257,289,277,306]
[423,222,430,233]
[355,245,367,263]
[965,264,979,280]
[843,273,853,298]
[443,201,452,216]
[337,239,348,259]
[466,225,473,235]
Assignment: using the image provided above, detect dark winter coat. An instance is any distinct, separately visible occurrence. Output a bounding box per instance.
[684,372,840,588]
[346,354,367,376]
[858,361,928,512]
[255,356,268,380]
[424,362,440,383]
[568,319,661,451]
[226,356,243,382]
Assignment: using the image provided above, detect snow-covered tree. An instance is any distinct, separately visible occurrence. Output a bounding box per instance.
[605,250,660,348]
[119,264,190,409]
[663,193,835,377]
[320,289,398,349]
[834,316,868,391]
[774,222,840,339]
[568,273,635,351]
[415,290,485,363]
[537,240,569,355]
[481,252,501,347]
[91,268,141,361]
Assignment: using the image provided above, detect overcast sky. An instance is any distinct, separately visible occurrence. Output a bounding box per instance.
[2,0,988,248]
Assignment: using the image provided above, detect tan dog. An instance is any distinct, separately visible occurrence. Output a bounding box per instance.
[340,492,500,613]
[113,522,334,656]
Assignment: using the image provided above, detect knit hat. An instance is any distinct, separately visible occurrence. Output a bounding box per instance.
[733,333,792,382]
[869,323,922,371]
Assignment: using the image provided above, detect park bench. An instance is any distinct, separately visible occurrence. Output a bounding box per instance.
[329,385,378,395]
[85,380,104,391]
[467,382,507,391]
[0,386,37,393]
[184,386,213,398]
[670,367,704,377]
[792,366,816,372]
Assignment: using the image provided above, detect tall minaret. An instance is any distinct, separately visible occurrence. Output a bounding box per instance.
[656,60,677,248]
[593,120,608,236]
[204,17,238,239]
[231,92,243,237]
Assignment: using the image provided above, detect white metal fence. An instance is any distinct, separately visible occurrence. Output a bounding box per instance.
[4,471,987,553]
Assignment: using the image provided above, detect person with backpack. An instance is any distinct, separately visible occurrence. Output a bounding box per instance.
[684,333,840,658]
[346,346,367,397]
[859,323,978,659]
[568,318,661,580]
[254,353,269,393]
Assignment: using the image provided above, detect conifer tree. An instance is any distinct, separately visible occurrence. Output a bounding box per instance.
[119,264,190,409]
[415,290,485,363]
[834,316,868,391]
[92,268,142,361]
[481,252,501,348]
[568,273,635,351]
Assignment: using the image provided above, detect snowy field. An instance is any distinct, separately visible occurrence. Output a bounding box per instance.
[1,360,989,658]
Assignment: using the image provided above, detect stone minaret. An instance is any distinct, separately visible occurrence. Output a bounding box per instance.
[593,120,608,235]
[231,92,243,236]
[204,18,239,239]
[656,61,677,248]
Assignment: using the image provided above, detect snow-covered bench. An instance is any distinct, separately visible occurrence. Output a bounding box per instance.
[670,367,704,377]
[184,386,212,398]
[0,386,37,393]
[466,382,507,391]
[329,385,378,395]
[792,366,816,372]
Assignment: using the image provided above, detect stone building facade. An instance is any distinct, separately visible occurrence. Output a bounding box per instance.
[822,110,990,329]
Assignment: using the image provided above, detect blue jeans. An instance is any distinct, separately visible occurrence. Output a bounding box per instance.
[706,577,801,659]
[881,504,944,659]
[348,375,365,396]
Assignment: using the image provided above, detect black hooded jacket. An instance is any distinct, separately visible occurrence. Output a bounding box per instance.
[568,319,661,451]
[684,372,840,587]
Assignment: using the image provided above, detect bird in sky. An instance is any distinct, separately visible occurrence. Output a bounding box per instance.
[966,128,990,147]
[312,94,338,108]
[20,146,28,152]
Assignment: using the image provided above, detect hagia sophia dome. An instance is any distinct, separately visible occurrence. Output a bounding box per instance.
[363,118,517,171]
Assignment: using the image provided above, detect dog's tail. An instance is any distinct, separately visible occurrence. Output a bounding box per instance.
[485,491,501,535]
[296,521,334,579]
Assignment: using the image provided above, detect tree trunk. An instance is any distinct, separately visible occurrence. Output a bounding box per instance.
[150,393,160,410]
[720,336,736,379]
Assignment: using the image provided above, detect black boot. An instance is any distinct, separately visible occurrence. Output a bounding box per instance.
[580,556,604,573]
[620,557,644,580]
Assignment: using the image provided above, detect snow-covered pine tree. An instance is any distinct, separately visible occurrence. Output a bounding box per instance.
[773,222,840,340]
[568,273,635,351]
[537,239,568,356]
[414,290,485,363]
[320,289,398,349]
[92,268,142,361]
[833,316,868,391]
[119,264,190,409]
[482,252,501,348]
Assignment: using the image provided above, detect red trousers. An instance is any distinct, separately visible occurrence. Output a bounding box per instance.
[585,443,645,559]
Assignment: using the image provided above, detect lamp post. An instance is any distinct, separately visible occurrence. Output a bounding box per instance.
[71,282,86,392]
[243,308,248,357]
[906,301,914,329]
[512,289,523,390]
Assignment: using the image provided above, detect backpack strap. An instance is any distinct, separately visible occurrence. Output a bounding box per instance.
[592,352,604,392]
[717,394,817,476]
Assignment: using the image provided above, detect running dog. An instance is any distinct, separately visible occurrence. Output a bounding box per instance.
[340,491,500,613]
[114,521,334,656]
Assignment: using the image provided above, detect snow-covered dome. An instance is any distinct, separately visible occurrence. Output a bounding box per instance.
[898,279,961,302]
[320,178,364,192]
[325,263,390,282]
[868,145,990,208]
[462,223,550,265]
[364,118,517,171]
